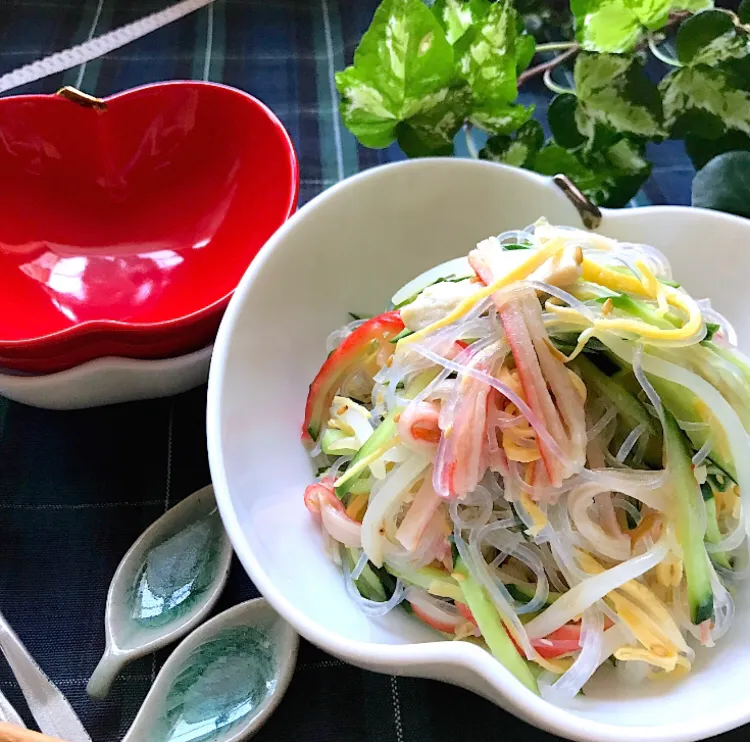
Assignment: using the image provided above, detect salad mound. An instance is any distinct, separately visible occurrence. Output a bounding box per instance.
[301,220,749,701]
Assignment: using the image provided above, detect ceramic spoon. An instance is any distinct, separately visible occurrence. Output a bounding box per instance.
[122,598,298,742]
[0,689,25,727]
[0,610,91,741]
[88,484,233,699]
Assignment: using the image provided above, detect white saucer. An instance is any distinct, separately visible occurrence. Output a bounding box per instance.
[0,345,213,410]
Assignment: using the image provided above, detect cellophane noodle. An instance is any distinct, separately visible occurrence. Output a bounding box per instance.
[299,219,750,704]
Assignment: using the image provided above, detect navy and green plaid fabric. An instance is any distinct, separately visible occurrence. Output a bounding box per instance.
[0,2,737,741]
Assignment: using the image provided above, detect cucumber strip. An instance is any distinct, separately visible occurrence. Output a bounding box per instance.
[595,340,736,479]
[321,428,359,456]
[348,477,372,496]
[385,562,464,603]
[707,467,731,492]
[596,294,679,329]
[506,583,560,605]
[454,558,539,694]
[335,373,436,499]
[390,257,473,308]
[649,377,736,481]
[335,413,398,498]
[343,548,387,602]
[372,562,399,601]
[573,355,662,466]
[595,294,717,340]
[664,411,714,624]
[701,483,732,570]
[706,342,750,388]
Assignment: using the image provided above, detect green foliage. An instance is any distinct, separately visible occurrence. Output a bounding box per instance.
[432,0,491,44]
[548,93,587,148]
[457,3,523,110]
[661,7,750,165]
[452,0,539,133]
[686,128,750,168]
[335,0,465,150]
[516,33,537,72]
[571,0,671,53]
[533,139,650,207]
[661,67,750,138]
[335,0,750,213]
[574,53,664,140]
[479,119,544,165]
[676,9,747,65]
[692,150,750,218]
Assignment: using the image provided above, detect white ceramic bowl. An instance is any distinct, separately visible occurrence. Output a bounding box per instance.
[207,159,750,742]
[0,345,212,409]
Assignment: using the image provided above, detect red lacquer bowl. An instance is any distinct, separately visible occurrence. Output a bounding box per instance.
[0,316,218,374]
[0,82,298,370]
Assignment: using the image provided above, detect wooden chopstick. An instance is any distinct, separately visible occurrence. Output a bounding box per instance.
[0,722,67,742]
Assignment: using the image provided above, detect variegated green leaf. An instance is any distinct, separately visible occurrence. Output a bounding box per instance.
[571,0,642,52]
[571,0,672,52]
[632,0,672,28]
[397,84,472,155]
[677,10,750,66]
[574,53,664,139]
[661,67,750,137]
[607,137,650,171]
[470,101,535,135]
[334,70,401,148]
[575,52,631,95]
[335,0,460,151]
[479,119,544,167]
[457,0,518,105]
[432,0,490,44]
[531,139,650,207]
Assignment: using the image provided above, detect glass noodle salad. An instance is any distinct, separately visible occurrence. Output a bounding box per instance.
[301,219,750,702]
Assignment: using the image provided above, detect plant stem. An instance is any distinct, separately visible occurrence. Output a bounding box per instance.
[519,8,688,90]
[647,34,681,67]
[543,67,575,96]
[464,123,479,159]
[535,41,577,53]
[518,45,579,88]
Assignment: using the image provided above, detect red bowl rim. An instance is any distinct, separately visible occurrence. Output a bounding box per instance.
[0,80,300,351]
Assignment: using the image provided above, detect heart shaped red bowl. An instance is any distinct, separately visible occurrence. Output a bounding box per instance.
[0,81,298,370]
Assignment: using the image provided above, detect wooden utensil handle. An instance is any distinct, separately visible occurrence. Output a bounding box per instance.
[0,722,67,742]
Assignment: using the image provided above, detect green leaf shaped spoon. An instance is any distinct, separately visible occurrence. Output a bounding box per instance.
[122,599,298,742]
[88,485,232,699]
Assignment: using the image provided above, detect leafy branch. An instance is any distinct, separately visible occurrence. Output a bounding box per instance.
[335,0,750,213]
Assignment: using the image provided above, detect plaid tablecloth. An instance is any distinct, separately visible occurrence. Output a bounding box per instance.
[0,2,737,741]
